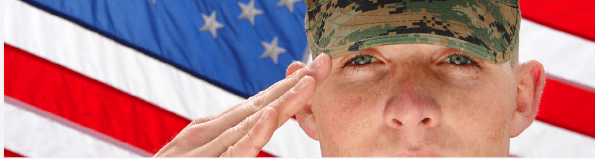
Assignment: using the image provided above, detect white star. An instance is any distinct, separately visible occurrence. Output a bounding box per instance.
[200,11,224,38]
[277,0,301,13]
[238,0,263,26]
[261,36,287,64]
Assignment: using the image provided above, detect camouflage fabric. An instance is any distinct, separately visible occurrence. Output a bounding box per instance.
[305,0,520,64]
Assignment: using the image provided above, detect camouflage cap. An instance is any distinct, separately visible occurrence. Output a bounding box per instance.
[305,0,520,64]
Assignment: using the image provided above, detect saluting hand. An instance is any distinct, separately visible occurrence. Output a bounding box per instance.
[154,54,331,157]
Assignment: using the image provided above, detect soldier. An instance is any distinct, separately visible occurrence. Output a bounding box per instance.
[155,0,546,157]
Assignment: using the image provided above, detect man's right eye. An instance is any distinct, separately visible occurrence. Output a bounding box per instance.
[442,54,475,65]
[349,54,378,65]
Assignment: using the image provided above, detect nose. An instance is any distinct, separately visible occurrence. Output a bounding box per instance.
[384,88,440,129]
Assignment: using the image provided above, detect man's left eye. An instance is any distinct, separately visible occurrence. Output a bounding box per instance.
[443,54,474,65]
[349,54,379,65]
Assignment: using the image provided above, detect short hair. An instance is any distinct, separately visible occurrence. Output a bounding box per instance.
[510,42,519,67]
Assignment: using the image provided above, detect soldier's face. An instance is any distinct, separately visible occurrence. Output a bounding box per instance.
[307,44,520,156]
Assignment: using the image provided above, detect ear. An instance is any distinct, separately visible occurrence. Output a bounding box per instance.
[510,60,546,138]
[286,62,319,140]
[295,102,319,140]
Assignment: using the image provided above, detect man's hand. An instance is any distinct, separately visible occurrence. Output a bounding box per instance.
[153,54,331,157]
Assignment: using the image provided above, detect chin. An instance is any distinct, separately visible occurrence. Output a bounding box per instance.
[386,150,478,157]
[372,149,465,157]
[390,151,440,157]
[386,149,450,157]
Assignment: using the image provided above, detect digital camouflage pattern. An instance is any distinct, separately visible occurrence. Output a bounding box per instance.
[305,0,520,64]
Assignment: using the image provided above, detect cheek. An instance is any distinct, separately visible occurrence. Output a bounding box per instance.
[311,74,389,155]
[439,71,516,154]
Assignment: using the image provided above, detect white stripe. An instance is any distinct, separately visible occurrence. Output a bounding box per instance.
[4,0,320,157]
[3,98,142,157]
[519,19,595,90]
[3,96,153,157]
[3,0,243,121]
[510,120,595,157]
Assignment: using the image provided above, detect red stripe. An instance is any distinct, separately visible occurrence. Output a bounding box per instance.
[4,43,186,154]
[520,0,595,42]
[256,151,276,157]
[536,78,595,138]
[4,149,25,157]
[4,44,275,157]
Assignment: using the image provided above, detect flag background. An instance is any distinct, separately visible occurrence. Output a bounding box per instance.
[4,0,595,157]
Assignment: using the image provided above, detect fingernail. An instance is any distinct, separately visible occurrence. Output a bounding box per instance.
[259,108,270,123]
[309,53,324,70]
[293,76,310,92]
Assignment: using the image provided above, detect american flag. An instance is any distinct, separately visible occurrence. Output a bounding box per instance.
[4,0,595,157]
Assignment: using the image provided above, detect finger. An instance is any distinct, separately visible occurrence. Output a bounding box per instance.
[220,53,328,118]
[196,107,269,157]
[286,61,306,77]
[184,54,330,146]
[181,70,312,147]
[181,74,313,147]
[221,107,278,157]
[213,60,310,118]
[253,53,329,108]
[187,115,217,127]
[200,76,315,156]
[214,53,329,127]
[267,76,317,128]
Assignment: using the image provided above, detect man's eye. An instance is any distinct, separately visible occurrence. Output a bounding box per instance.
[349,54,378,65]
[443,54,474,65]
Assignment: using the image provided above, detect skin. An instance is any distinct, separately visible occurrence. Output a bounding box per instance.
[294,44,546,157]
[154,43,545,157]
